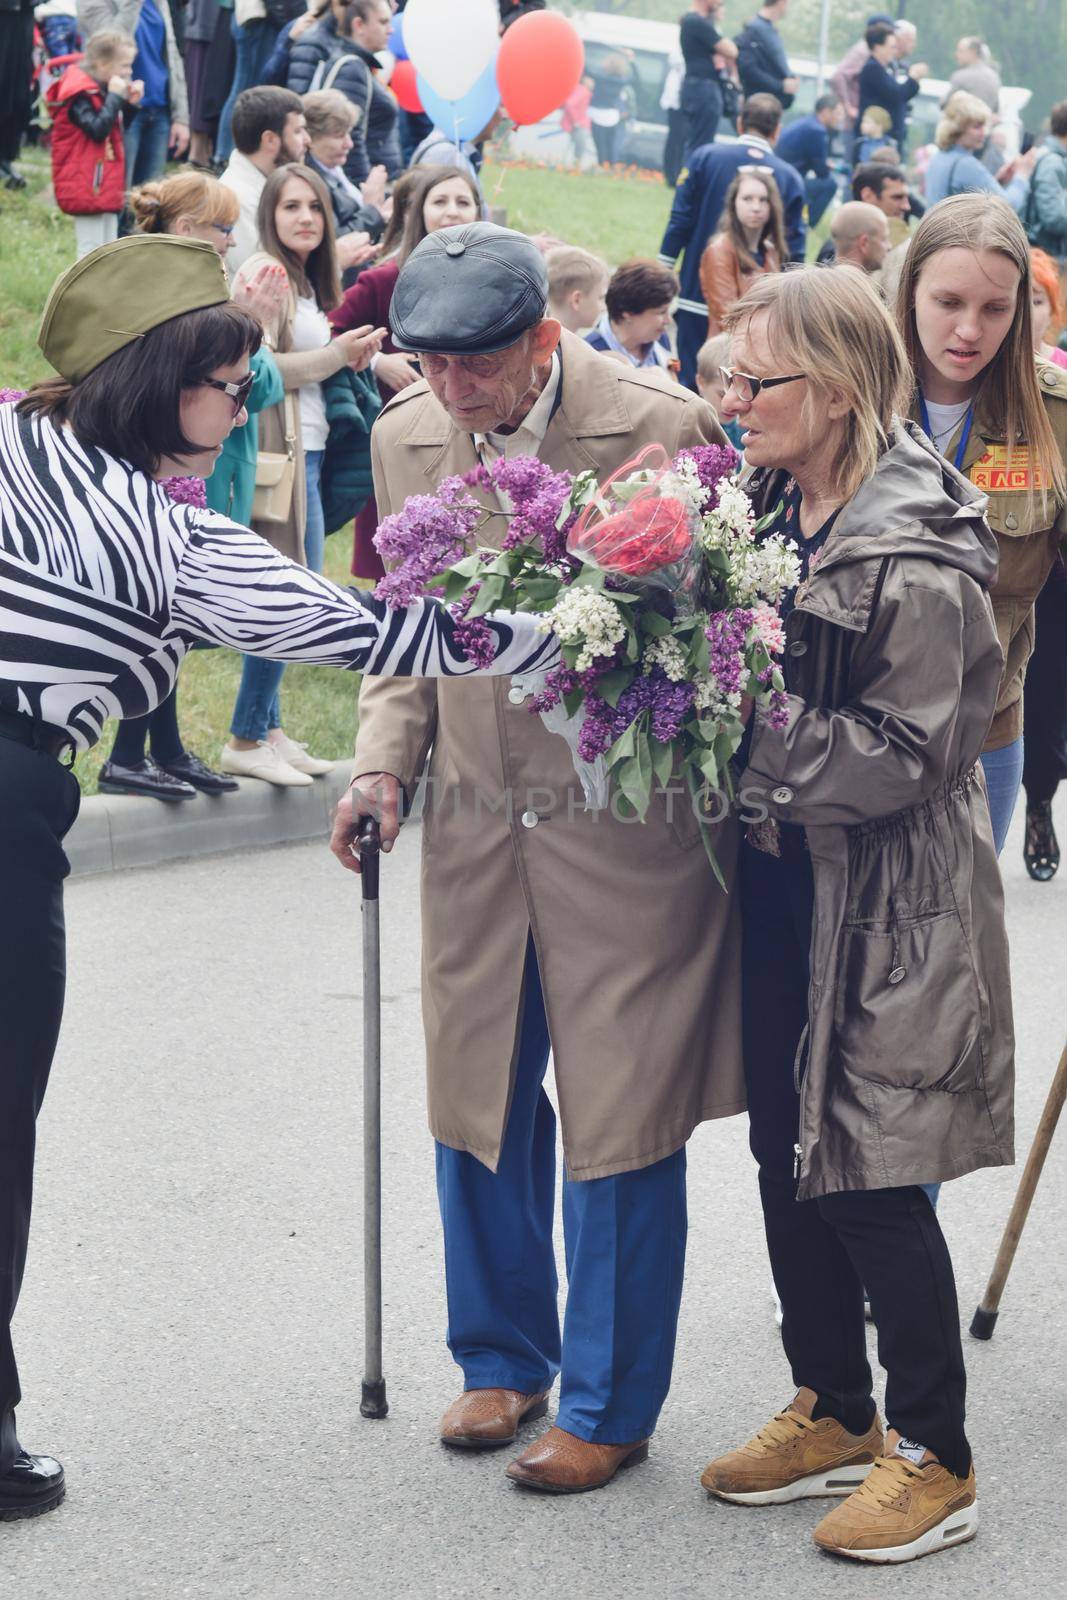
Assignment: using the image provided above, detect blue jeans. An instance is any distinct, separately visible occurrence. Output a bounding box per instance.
[124,104,171,185]
[215,17,277,162]
[980,735,1025,856]
[676,306,707,394]
[303,448,325,576]
[228,449,325,742]
[435,937,688,1444]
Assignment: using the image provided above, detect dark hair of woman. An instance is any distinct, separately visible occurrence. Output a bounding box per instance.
[257,162,342,312]
[397,164,482,268]
[18,301,262,474]
[718,168,788,273]
[604,258,680,321]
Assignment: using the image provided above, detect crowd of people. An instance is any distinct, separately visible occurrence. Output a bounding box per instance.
[0,0,1065,1565]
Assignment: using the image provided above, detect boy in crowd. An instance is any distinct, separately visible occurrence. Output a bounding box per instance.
[546,245,609,334]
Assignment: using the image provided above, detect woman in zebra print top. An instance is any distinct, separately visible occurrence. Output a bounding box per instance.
[0,237,556,1520]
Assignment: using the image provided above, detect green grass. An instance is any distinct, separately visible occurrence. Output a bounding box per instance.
[1,149,680,791]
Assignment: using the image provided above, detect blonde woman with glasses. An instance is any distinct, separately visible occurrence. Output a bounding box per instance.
[699,266,1012,1564]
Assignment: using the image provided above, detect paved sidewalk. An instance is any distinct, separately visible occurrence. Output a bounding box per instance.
[2,796,1064,1598]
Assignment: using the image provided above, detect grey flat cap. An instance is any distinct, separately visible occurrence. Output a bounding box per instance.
[390,223,549,355]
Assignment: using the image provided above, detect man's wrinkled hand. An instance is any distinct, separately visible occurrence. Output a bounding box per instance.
[330,772,402,874]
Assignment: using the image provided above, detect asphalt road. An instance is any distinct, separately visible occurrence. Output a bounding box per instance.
[2,794,1065,1599]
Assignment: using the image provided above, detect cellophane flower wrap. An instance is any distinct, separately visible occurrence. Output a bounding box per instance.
[373,442,798,883]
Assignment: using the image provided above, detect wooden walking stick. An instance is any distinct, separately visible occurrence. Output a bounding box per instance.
[358,815,388,1417]
[970,1036,1067,1340]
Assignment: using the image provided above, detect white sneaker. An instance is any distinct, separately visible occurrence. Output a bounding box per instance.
[219,741,313,787]
[268,731,335,776]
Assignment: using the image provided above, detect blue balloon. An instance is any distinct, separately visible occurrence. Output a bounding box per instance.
[416,55,499,144]
[388,13,407,60]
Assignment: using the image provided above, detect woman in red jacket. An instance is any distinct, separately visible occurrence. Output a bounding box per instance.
[47,29,143,258]
[328,165,481,577]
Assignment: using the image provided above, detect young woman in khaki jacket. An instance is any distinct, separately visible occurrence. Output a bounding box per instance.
[896,192,1067,854]
[222,161,383,785]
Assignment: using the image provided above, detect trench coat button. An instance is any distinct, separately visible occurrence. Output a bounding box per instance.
[888,966,907,984]
[508,685,528,705]
[520,809,539,828]
[1004,512,1019,530]
[770,785,794,804]
[788,640,807,657]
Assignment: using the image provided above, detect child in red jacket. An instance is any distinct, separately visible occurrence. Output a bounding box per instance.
[47,30,143,259]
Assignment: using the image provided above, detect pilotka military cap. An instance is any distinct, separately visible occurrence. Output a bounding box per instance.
[39,235,231,384]
[390,223,549,355]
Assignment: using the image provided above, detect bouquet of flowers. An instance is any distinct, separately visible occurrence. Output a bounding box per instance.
[374,442,799,882]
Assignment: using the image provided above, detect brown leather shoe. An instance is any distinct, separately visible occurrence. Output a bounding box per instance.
[439,1387,551,1449]
[505,1426,650,1493]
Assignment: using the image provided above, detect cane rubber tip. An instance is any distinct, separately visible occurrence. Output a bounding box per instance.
[360,1379,389,1418]
[970,1307,999,1340]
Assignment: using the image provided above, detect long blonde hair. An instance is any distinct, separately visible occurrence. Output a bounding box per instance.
[895,192,1066,503]
[723,266,910,501]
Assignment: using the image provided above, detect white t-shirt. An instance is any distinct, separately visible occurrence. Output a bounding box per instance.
[291,294,331,453]
[923,397,971,457]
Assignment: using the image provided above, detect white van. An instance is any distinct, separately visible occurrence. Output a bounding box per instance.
[506,11,1031,172]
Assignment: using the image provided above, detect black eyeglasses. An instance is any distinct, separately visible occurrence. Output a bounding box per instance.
[719,367,807,404]
[201,372,255,413]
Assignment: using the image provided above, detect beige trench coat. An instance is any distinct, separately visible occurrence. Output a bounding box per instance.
[355,331,746,1179]
[741,424,1015,1200]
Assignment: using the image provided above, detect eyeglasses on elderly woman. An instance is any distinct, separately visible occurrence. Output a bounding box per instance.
[718,367,807,404]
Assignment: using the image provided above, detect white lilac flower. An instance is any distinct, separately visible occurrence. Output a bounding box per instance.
[644,634,689,682]
[659,457,710,518]
[699,477,757,550]
[541,587,628,673]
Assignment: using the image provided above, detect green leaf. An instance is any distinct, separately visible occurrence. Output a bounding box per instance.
[467,574,508,617]
[616,735,653,819]
[639,610,672,637]
[562,689,584,718]
[571,564,606,590]
[595,667,635,708]
[519,577,564,604]
[605,721,637,766]
[651,736,675,789]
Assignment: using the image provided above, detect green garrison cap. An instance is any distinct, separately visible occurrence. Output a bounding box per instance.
[38,235,231,383]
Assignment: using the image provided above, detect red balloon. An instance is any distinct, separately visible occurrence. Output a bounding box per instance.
[390,59,423,114]
[497,11,584,127]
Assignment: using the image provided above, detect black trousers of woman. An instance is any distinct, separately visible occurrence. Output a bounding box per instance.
[0,734,80,1471]
[741,836,972,1479]
[1022,561,1067,808]
[110,685,184,768]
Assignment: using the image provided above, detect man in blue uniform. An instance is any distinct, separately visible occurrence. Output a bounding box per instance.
[776,91,842,228]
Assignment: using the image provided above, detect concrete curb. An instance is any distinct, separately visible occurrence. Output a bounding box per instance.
[67,760,360,877]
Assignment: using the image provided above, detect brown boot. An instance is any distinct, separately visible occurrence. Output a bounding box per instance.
[701,1388,883,1505]
[439,1387,551,1449]
[505,1426,649,1494]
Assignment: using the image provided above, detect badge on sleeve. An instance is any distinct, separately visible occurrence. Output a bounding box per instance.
[969,444,1048,493]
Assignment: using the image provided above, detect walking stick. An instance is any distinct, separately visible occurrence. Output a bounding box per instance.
[970,1036,1067,1340]
[358,815,388,1417]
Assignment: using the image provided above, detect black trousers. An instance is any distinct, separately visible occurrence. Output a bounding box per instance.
[741,838,972,1478]
[1022,562,1067,807]
[0,737,80,1470]
[110,685,184,768]
[680,76,723,161]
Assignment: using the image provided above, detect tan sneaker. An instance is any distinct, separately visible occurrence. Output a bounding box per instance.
[268,731,334,776]
[813,1436,978,1563]
[701,1387,883,1505]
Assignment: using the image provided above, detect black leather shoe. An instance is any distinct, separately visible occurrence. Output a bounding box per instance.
[97,757,196,801]
[159,751,240,794]
[1024,800,1060,881]
[0,1452,65,1520]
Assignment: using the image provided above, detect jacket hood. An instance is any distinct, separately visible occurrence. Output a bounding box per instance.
[48,63,103,107]
[814,419,998,588]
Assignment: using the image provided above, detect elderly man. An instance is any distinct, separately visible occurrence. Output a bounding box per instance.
[331,225,744,1494]
[830,200,890,274]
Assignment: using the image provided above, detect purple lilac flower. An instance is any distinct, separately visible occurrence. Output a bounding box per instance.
[161,475,206,508]
[766,688,791,729]
[448,587,497,669]
[0,389,26,405]
[705,608,753,701]
[674,443,738,497]
[465,455,575,564]
[374,476,483,608]
[577,667,696,762]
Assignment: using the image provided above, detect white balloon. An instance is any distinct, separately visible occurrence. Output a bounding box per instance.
[403,0,499,102]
